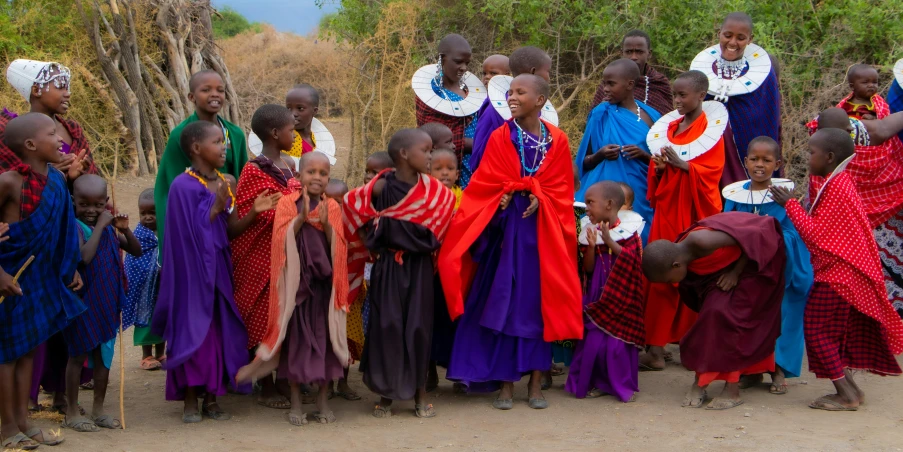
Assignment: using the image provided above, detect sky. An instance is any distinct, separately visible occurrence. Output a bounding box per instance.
[211,0,340,36]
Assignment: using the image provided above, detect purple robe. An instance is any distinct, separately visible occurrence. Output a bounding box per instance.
[564,245,638,402]
[29,334,92,403]
[151,173,250,401]
[446,126,551,392]
[277,199,344,385]
[469,97,505,173]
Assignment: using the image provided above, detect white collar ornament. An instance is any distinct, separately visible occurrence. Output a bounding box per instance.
[248,117,336,169]
[722,178,794,214]
[646,101,729,162]
[690,43,771,103]
[578,210,646,245]
[487,75,558,126]
[894,58,903,87]
[411,65,486,117]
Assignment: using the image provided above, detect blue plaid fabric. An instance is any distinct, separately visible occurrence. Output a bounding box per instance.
[0,167,83,363]
[63,222,125,357]
[722,69,782,167]
[122,224,159,329]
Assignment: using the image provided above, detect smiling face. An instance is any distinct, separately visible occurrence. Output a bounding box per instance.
[73,180,109,227]
[299,153,331,197]
[622,36,650,71]
[672,78,705,116]
[441,48,472,85]
[138,198,156,231]
[600,65,634,105]
[745,143,780,188]
[31,68,71,116]
[188,72,225,116]
[430,150,458,190]
[32,115,64,164]
[507,76,546,120]
[719,19,752,62]
[849,68,879,101]
[286,88,319,131]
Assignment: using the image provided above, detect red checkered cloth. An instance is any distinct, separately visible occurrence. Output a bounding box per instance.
[806,94,903,227]
[0,110,98,217]
[415,96,473,163]
[590,65,673,115]
[804,283,902,379]
[343,168,455,303]
[584,233,646,348]
[786,171,903,355]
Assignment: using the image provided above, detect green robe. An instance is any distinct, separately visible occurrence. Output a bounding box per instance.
[154,112,249,250]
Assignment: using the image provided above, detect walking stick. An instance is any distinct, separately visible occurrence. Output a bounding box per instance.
[0,255,34,304]
[111,144,126,429]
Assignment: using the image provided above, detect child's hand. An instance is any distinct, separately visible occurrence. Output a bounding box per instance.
[68,271,83,291]
[661,146,689,171]
[769,185,792,207]
[112,213,130,231]
[599,221,613,244]
[319,195,332,235]
[523,194,539,218]
[67,149,90,181]
[296,188,310,224]
[53,153,75,173]
[0,222,9,242]
[212,180,229,215]
[252,190,282,214]
[651,155,666,171]
[97,210,115,228]
[598,144,621,161]
[0,270,22,297]
[585,223,597,247]
[621,145,649,161]
[499,192,512,211]
[716,271,739,292]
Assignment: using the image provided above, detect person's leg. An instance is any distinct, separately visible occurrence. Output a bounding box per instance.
[154,343,166,360]
[64,355,86,423]
[426,361,439,392]
[183,386,199,417]
[313,381,335,423]
[0,359,38,448]
[373,396,393,418]
[527,370,548,409]
[769,366,787,394]
[640,345,666,370]
[257,373,290,408]
[413,385,435,417]
[287,382,307,425]
[141,345,153,360]
[843,368,865,401]
[682,375,708,408]
[90,348,110,418]
[335,367,360,400]
[804,286,859,410]
[13,350,36,433]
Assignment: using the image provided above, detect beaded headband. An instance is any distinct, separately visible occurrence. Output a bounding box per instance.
[6,59,71,101]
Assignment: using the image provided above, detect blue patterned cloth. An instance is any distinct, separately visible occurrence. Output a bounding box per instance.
[0,167,83,363]
[431,78,478,189]
[63,222,125,358]
[122,224,159,329]
[888,79,903,142]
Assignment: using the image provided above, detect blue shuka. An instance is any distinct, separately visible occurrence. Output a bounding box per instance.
[724,185,814,377]
[0,167,84,363]
[888,78,903,142]
[575,101,661,244]
[122,224,159,329]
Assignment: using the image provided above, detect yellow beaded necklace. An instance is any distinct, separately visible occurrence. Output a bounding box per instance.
[287,129,317,158]
[185,168,236,210]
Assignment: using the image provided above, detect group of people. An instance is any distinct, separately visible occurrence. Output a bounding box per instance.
[1,9,903,450]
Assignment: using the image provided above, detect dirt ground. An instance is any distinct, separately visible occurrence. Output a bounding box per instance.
[30,118,903,451]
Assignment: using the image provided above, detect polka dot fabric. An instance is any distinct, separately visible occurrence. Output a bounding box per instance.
[231,162,301,349]
[785,171,903,355]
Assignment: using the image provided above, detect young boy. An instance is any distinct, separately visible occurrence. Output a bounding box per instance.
[590,30,673,115]
[642,70,726,371]
[723,137,813,393]
[326,179,349,203]
[576,58,661,244]
[420,122,456,154]
[344,128,455,418]
[842,64,880,120]
[155,70,249,250]
[566,181,646,402]
[152,121,276,423]
[618,182,635,211]
[241,152,349,425]
[690,12,782,186]
[364,151,394,184]
[0,113,83,449]
[643,211,785,409]
[481,54,510,87]
[123,189,165,371]
[770,129,903,411]
[359,151,395,345]
[440,74,582,410]
[470,46,552,172]
[231,104,297,410]
[422,124,462,208]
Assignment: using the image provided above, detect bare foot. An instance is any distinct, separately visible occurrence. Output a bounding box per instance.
[769,368,787,395]
[639,347,665,371]
[844,369,865,403]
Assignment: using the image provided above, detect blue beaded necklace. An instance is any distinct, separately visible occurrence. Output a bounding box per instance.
[514,119,551,175]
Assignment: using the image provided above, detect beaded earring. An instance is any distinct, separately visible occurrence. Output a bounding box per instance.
[435,54,444,84]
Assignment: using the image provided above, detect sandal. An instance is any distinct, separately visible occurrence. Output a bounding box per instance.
[312,410,337,424]
[92,414,122,429]
[586,388,605,399]
[140,356,162,371]
[682,389,708,408]
[79,380,94,390]
[769,382,788,395]
[61,415,100,432]
[492,398,513,410]
[372,404,392,418]
[202,403,232,421]
[256,396,291,409]
[414,403,436,418]
[334,390,362,401]
[528,397,549,410]
[705,397,745,410]
[53,404,86,416]
[182,411,202,423]
[25,427,65,446]
[808,396,858,411]
[287,411,308,426]
[550,366,566,377]
[2,432,39,450]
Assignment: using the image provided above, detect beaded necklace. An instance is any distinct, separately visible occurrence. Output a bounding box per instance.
[259,153,295,181]
[185,168,235,213]
[513,119,551,175]
[714,56,747,102]
[642,75,649,104]
[745,182,771,216]
[434,55,467,100]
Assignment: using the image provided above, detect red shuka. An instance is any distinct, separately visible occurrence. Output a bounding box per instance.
[438,121,582,342]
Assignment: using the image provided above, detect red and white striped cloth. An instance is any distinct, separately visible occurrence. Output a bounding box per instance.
[343,169,456,302]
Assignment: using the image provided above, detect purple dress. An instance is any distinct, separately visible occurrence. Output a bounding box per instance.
[277,198,344,384]
[564,244,639,402]
[446,125,551,392]
[151,174,250,401]
[469,97,505,173]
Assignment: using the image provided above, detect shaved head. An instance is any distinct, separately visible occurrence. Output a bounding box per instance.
[847,64,878,83]
[512,73,550,99]
[438,34,471,55]
[722,12,753,31]
[3,112,55,155]
[188,70,222,93]
[72,174,107,198]
[509,47,552,77]
[587,181,625,209]
[675,70,709,94]
[139,188,154,203]
[483,54,509,70]
[288,84,320,106]
[748,136,781,160]
[388,128,431,163]
[606,58,641,82]
[642,239,680,280]
[811,128,855,162]
[816,107,851,131]
[298,151,330,170]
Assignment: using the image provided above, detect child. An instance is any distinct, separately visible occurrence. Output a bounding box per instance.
[326,179,349,203]
[155,70,249,250]
[590,30,673,115]
[565,181,646,402]
[420,122,456,154]
[471,46,553,172]
[689,12,782,186]
[842,64,880,120]
[422,124,462,207]
[770,128,903,411]
[481,54,510,87]
[152,121,277,423]
[231,104,297,410]
[123,189,165,371]
[344,128,455,418]
[0,113,83,449]
[723,137,813,393]
[285,84,335,165]
[576,58,661,244]
[414,34,485,187]
[364,151,394,184]
[440,74,582,410]
[643,211,785,409]
[617,182,635,211]
[642,70,726,371]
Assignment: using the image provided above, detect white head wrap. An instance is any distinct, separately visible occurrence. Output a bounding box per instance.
[6,59,71,101]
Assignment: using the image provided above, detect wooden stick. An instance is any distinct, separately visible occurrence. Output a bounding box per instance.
[112,140,125,429]
[0,255,35,304]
